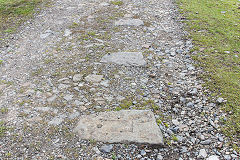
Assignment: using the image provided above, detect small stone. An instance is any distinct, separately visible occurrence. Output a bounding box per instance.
[48,114,66,126]
[100,80,109,87]
[69,111,79,119]
[132,101,137,105]
[93,147,101,154]
[216,142,223,149]
[115,19,144,26]
[172,119,180,126]
[100,144,113,153]
[223,155,231,160]
[136,154,142,158]
[140,150,146,156]
[142,44,151,49]
[40,30,53,39]
[231,154,238,158]
[189,88,198,95]
[74,100,84,106]
[58,84,70,90]
[64,29,72,37]
[85,74,103,83]
[170,52,176,57]
[100,2,110,6]
[199,149,208,158]
[186,102,194,108]
[224,51,230,54]
[148,74,156,78]
[179,124,189,132]
[176,49,183,54]
[47,95,57,102]
[63,94,73,101]
[73,74,83,82]
[216,97,224,104]
[157,154,163,160]
[201,139,211,145]
[36,107,50,112]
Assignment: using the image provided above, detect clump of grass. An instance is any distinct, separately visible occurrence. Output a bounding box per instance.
[172,135,178,142]
[0,121,7,137]
[0,0,47,34]
[110,1,123,6]
[0,107,8,114]
[177,0,240,150]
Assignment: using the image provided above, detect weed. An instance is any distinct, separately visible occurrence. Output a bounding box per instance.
[112,152,117,160]
[0,121,7,136]
[164,123,169,128]
[110,1,123,6]
[0,107,8,114]
[31,68,43,76]
[44,58,54,64]
[156,119,162,125]
[172,135,178,142]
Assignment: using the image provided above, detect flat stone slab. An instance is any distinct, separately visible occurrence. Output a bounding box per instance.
[85,74,103,83]
[100,52,146,66]
[74,110,163,145]
[115,19,144,26]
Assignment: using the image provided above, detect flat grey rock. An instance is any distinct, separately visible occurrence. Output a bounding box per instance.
[47,95,57,102]
[207,155,219,160]
[101,52,146,66]
[64,29,72,37]
[63,94,73,101]
[35,107,50,112]
[115,19,144,26]
[85,74,103,83]
[100,144,113,153]
[74,110,163,145]
[48,114,66,126]
[73,74,83,82]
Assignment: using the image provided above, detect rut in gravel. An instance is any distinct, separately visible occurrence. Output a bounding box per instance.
[0,0,237,159]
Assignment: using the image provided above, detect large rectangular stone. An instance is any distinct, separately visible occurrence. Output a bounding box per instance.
[74,110,163,145]
[100,52,146,66]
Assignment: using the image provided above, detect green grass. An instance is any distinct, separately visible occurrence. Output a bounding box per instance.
[110,1,123,6]
[177,0,240,150]
[0,0,46,34]
[0,121,7,137]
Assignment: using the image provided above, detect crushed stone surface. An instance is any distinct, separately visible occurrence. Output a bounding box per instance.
[0,0,239,159]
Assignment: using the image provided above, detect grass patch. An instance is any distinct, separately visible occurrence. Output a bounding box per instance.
[0,121,7,136]
[110,1,123,6]
[0,0,47,35]
[0,107,8,114]
[177,0,240,150]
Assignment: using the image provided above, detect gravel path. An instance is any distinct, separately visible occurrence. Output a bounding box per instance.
[0,0,239,159]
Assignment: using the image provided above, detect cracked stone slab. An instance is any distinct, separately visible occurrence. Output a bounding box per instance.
[74,110,163,145]
[115,19,144,26]
[100,52,146,66]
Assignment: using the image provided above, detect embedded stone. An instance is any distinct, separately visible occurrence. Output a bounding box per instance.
[85,74,103,83]
[101,52,146,66]
[115,19,144,26]
[74,110,163,145]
